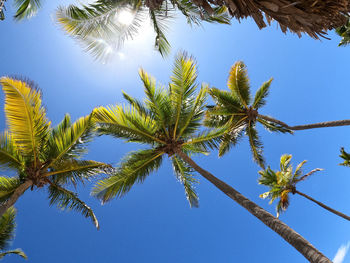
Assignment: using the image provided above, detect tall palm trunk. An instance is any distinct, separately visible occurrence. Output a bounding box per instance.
[0,180,32,217]
[259,114,350,131]
[175,149,331,263]
[295,190,350,221]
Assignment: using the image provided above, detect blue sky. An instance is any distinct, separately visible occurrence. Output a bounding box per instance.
[1,1,350,262]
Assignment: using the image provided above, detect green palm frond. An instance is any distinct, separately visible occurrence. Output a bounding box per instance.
[227,61,251,107]
[0,132,23,171]
[252,78,272,109]
[46,114,95,167]
[46,160,107,187]
[95,104,164,144]
[149,9,171,56]
[122,91,150,117]
[170,53,198,138]
[336,18,350,47]
[257,118,292,134]
[207,88,242,111]
[246,122,264,168]
[184,127,224,152]
[13,0,41,20]
[218,125,245,157]
[94,104,165,144]
[340,147,350,166]
[92,149,164,203]
[0,177,21,204]
[0,249,27,259]
[0,77,50,164]
[48,183,99,229]
[172,156,199,207]
[139,69,172,136]
[0,207,16,250]
[177,84,207,139]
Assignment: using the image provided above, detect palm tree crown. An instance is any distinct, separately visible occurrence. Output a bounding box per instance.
[92,53,222,205]
[205,61,291,168]
[258,154,322,217]
[0,77,109,228]
[0,207,27,260]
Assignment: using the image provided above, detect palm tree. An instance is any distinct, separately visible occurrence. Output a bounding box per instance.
[56,0,350,61]
[206,61,350,168]
[0,207,27,260]
[0,77,109,228]
[56,0,230,61]
[205,61,292,168]
[92,53,331,263]
[259,154,350,221]
[0,0,42,21]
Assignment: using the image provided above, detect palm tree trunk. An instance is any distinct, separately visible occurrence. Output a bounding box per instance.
[295,190,350,221]
[0,180,32,217]
[175,149,331,263]
[259,114,350,131]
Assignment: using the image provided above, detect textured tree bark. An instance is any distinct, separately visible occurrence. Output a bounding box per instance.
[295,190,350,222]
[0,180,32,217]
[175,149,331,263]
[259,114,350,131]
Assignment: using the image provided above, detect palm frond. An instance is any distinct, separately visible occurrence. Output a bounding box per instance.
[122,91,150,117]
[207,87,242,112]
[13,0,41,20]
[56,1,146,61]
[0,207,16,250]
[0,177,21,204]
[139,69,172,136]
[0,132,23,171]
[45,160,107,187]
[48,183,99,229]
[340,147,350,166]
[172,156,199,207]
[94,105,165,144]
[92,149,164,203]
[184,127,224,151]
[0,77,50,164]
[227,61,251,107]
[218,126,244,157]
[46,114,95,167]
[0,249,27,259]
[252,78,272,109]
[149,9,171,56]
[177,84,207,139]
[246,122,264,168]
[257,118,292,134]
[170,53,198,138]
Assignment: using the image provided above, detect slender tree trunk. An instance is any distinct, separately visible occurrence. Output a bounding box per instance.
[295,190,350,221]
[175,149,331,263]
[258,114,350,131]
[0,180,32,217]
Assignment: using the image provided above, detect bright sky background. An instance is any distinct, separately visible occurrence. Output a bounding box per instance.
[1,1,350,262]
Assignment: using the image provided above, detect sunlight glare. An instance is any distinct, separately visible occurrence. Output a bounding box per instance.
[117,10,134,25]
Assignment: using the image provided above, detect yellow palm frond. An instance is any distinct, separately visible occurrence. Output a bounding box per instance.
[0,77,50,165]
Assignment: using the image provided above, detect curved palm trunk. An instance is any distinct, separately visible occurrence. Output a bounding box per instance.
[0,180,32,217]
[175,149,331,263]
[295,190,350,221]
[259,114,350,131]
